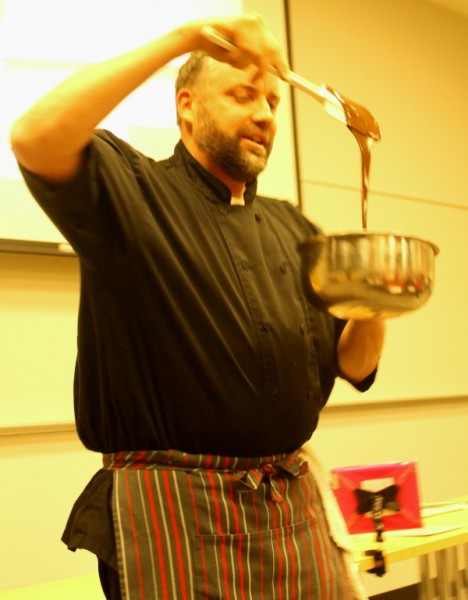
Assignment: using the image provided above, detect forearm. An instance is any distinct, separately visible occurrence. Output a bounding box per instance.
[337,319,385,383]
[9,26,199,181]
[10,13,288,183]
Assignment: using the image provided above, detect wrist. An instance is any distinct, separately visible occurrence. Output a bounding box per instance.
[164,23,200,58]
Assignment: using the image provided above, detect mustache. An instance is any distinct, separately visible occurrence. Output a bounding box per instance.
[238,128,273,149]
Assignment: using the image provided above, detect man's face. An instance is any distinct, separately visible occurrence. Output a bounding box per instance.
[189,61,280,182]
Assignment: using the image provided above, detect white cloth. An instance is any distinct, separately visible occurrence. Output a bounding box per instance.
[300,442,369,600]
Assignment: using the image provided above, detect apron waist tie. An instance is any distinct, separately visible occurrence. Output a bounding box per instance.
[102,448,309,502]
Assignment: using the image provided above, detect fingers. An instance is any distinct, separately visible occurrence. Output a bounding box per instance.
[202,13,290,80]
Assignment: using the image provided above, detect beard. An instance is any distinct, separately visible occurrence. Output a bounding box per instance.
[194,106,273,182]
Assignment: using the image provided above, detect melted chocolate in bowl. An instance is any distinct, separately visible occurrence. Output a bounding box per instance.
[325,86,381,229]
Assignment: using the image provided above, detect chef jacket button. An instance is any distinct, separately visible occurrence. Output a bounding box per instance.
[255,212,262,222]
[219,206,228,216]
[279,262,288,274]
[300,322,307,335]
[260,321,270,332]
[240,260,250,270]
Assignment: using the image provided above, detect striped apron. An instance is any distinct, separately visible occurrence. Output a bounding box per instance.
[103,449,361,600]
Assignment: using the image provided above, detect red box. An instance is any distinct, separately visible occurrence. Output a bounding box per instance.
[331,460,422,534]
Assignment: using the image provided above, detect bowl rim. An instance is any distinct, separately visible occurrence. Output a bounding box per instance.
[299,230,439,255]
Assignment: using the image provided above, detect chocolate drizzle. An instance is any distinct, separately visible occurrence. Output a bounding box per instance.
[325,86,381,229]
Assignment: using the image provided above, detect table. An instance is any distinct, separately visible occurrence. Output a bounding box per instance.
[351,499,468,599]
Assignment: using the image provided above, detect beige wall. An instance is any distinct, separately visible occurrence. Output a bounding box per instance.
[1,0,468,596]
[0,429,101,590]
[290,0,468,404]
[290,0,468,593]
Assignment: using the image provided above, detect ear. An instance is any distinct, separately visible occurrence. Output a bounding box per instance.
[177,88,195,127]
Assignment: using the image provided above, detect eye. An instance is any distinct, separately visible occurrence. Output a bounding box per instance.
[229,86,255,104]
[233,91,254,104]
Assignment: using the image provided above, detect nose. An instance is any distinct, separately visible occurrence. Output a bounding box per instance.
[252,97,275,124]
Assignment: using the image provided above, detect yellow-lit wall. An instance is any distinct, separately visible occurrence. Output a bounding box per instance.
[292,0,468,593]
[290,0,468,406]
[1,0,467,596]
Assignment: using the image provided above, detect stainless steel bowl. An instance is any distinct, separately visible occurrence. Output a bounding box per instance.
[298,232,439,319]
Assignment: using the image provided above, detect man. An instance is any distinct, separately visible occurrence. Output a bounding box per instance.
[11,13,384,599]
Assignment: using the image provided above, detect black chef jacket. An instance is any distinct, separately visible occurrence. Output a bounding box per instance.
[19,130,374,456]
